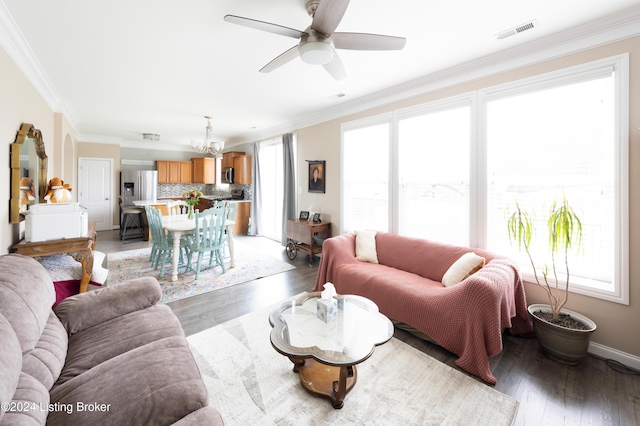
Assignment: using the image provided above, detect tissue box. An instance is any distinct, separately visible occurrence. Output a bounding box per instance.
[316,298,337,323]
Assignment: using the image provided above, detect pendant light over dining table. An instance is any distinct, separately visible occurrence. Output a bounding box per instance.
[190,116,225,158]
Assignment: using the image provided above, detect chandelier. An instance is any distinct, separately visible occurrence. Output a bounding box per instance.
[190,116,225,157]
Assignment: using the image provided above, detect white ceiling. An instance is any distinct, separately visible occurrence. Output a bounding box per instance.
[1,0,639,151]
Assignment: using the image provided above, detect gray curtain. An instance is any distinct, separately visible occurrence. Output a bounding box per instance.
[248,142,261,236]
[281,133,296,245]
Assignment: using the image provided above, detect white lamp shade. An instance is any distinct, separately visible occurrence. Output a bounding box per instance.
[299,41,334,65]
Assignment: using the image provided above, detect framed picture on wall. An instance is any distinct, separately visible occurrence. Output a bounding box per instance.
[308,160,326,193]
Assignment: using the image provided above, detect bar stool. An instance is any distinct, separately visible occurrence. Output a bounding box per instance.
[118,196,144,240]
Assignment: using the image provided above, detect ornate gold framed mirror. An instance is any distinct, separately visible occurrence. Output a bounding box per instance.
[10,123,48,224]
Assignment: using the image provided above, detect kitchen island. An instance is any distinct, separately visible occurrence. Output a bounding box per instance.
[133,199,171,216]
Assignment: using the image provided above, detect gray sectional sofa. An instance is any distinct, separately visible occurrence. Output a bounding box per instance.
[0,253,223,425]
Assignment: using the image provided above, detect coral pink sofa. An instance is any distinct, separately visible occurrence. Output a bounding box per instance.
[314,232,533,384]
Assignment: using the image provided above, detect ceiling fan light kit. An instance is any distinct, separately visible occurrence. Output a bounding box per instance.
[223,0,406,80]
[299,40,334,65]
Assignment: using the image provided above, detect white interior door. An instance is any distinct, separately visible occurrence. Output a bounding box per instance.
[78,157,113,231]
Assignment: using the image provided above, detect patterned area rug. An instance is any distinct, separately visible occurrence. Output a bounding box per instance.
[187,299,519,425]
[106,241,296,303]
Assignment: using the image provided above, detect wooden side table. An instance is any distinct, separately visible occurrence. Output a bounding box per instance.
[10,223,97,293]
[286,219,332,266]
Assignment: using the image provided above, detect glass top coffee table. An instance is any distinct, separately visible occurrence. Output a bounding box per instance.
[269,291,393,408]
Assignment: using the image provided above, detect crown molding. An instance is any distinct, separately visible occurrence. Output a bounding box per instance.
[0,0,78,129]
[231,4,640,144]
[75,131,194,152]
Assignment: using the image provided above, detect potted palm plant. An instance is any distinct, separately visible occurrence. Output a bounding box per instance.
[507,195,596,364]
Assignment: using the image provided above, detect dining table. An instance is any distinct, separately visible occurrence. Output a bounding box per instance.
[161,214,236,282]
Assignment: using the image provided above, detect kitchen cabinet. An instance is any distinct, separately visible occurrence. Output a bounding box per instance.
[149,203,168,216]
[192,157,216,184]
[234,155,252,184]
[233,201,251,234]
[221,152,252,184]
[180,162,192,183]
[156,161,192,184]
[157,161,170,183]
[222,151,244,169]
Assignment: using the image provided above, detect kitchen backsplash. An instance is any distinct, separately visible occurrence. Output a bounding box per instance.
[158,183,252,200]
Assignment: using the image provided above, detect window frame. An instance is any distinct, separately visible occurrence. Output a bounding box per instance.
[394,95,475,244]
[340,113,393,234]
[478,53,629,304]
[340,54,629,304]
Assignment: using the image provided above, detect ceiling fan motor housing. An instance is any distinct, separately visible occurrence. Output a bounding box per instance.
[305,0,321,17]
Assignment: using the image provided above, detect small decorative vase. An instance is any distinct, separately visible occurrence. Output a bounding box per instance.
[187,205,195,220]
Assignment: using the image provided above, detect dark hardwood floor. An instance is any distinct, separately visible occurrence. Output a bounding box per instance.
[96,230,640,426]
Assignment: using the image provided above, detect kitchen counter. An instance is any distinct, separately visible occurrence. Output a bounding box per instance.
[201,195,231,201]
[133,200,170,206]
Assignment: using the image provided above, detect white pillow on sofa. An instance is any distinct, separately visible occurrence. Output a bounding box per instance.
[355,230,378,264]
[441,252,485,287]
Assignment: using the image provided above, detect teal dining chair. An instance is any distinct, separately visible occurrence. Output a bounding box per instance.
[222,202,237,260]
[185,207,227,279]
[168,200,190,216]
[145,205,190,277]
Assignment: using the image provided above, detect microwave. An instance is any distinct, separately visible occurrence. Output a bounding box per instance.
[222,167,234,184]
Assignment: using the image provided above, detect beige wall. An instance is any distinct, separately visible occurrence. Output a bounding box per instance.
[1,46,55,252]
[296,36,640,359]
[53,112,78,194]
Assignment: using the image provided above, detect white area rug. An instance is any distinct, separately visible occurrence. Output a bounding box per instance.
[187,300,519,425]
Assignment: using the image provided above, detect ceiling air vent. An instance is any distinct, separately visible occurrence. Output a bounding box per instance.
[496,20,538,40]
[142,133,160,141]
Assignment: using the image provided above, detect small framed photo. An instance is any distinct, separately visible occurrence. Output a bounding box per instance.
[308,160,326,193]
[312,213,321,223]
[299,211,309,221]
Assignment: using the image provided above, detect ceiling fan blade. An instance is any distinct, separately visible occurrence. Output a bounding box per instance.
[259,45,300,73]
[323,52,347,80]
[311,0,350,36]
[333,32,407,50]
[224,15,306,39]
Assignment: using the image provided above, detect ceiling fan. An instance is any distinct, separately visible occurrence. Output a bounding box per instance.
[224,0,406,80]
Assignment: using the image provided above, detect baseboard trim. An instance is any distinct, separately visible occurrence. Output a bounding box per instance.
[589,342,640,372]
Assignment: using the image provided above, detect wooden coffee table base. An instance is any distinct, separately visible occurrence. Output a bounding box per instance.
[289,357,357,409]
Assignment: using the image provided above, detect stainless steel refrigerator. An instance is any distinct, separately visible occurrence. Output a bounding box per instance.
[120,170,158,206]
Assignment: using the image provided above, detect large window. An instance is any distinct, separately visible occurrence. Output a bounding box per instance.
[398,104,471,246]
[485,70,616,294]
[341,54,628,304]
[342,118,390,233]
